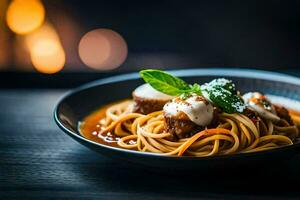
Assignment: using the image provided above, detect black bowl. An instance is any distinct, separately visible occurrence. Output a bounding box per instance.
[54,68,300,170]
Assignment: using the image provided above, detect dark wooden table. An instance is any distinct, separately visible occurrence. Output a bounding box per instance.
[1,89,300,199]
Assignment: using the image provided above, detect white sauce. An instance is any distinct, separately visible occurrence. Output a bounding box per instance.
[133,83,173,100]
[163,94,214,126]
[243,92,280,122]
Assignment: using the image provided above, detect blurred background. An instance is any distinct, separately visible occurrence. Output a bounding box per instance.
[0,0,300,87]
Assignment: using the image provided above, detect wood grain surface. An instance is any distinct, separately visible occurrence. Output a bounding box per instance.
[1,90,300,199]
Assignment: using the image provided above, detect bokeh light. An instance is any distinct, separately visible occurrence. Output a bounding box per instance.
[30,39,65,74]
[25,23,59,47]
[78,28,128,70]
[6,0,45,35]
[25,23,66,74]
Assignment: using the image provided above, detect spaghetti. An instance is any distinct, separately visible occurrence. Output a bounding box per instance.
[80,100,299,157]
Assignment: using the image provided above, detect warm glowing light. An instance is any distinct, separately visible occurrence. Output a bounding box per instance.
[30,39,65,74]
[25,23,59,47]
[78,28,128,70]
[25,23,66,74]
[6,0,45,34]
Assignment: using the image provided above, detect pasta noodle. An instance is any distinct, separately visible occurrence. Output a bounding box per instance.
[80,100,299,157]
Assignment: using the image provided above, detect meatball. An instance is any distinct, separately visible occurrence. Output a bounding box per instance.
[164,110,198,139]
[163,95,214,139]
[132,84,173,114]
[274,105,294,125]
[243,92,280,123]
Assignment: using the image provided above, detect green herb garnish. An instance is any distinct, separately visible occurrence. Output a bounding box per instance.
[139,69,245,113]
[140,69,201,96]
[202,85,245,113]
[201,78,245,113]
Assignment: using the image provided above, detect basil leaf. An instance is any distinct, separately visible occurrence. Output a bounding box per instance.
[140,69,190,96]
[205,86,245,113]
[202,79,245,113]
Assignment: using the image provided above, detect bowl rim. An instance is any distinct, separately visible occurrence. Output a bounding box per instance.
[54,68,300,160]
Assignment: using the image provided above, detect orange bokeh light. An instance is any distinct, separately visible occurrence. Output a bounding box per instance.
[30,39,65,74]
[25,23,66,74]
[6,0,45,35]
[78,28,128,70]
[25,23,59,47]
